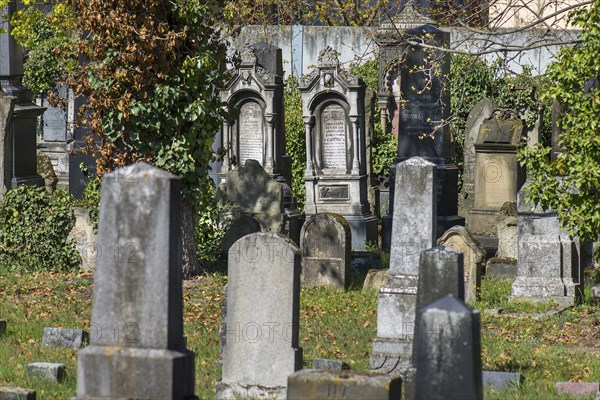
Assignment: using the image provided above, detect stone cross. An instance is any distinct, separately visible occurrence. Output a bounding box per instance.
[217,232,303,399]
[75,163,196,399]
[414,294,483,400]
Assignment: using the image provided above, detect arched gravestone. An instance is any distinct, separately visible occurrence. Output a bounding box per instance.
[300,213,351,290]
[299,47,377,250]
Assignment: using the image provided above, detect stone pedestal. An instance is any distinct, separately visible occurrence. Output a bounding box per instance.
[300,47,377,250]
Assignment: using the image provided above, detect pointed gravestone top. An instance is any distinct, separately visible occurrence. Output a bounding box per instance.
[381,1,435,31]
[403,156,436,168]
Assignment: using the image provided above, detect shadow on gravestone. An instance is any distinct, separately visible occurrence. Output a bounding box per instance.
[415,294,482,400]
[74,162,196,400]
[220,215,262,255]
[216,232,303,400]
[300,213,351,290]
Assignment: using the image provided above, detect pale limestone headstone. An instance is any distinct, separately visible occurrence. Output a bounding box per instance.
[67,206,97,270]
[437,226,486,303]
[42,327,88,349]
[75,163,196,400]
[370,157,437,398]
[216,232,302,399]
[496,201,517,259]
[300,213,351,290]
[459,98,497,218]
[362,269,388,292]
[414,295,483,400]
[217,159,285,234]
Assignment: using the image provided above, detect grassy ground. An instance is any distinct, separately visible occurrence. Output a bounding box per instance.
[0,271,599,399]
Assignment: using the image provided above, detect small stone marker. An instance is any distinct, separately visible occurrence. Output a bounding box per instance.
[482,371,524,390]
[27,362,65,383]
[556,382,599,396]
[413,246,464,363]
[362,269,388,292]
[287,370,402,400]
[217,232,302,399]
[312,358,350,371]
[415,295,483,400]
[496,202,517,259]
[592,284,600,300]
[0,319,6,336]
[74,163,196,400]
[437,226,485,303]
[0,387,36,400]
[300,213,351,290]
[41,327,89,349]
[67,207,98,270]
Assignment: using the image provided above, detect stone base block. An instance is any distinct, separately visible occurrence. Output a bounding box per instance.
[312,358,350,371]
[42,327,89,349]
[510,277,575,307]
[344,214,378,251]
[75,346,196,400]
[287,369,402,400]
[0,387,36,400]
[467,208,498,236]
[485,258,517,280]
[27,362,64,383]
[215,382,286,400]
[369,344,415,400]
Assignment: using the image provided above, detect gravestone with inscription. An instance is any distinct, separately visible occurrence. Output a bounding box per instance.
[74,163,196,399]
[299,47,377,250]
[468,109,526,236]
[216,232,302,399]
[300,213,351,290]
[378,21,463,248]
[220,43,298,231]
[0,3,44,194]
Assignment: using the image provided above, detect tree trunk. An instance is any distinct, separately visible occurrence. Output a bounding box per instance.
[181,200,201,279]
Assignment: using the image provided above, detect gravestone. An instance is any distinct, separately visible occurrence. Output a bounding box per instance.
[299,47,377,250]
[312,359,350,371]
[496,201,518,259]
[217,159,286,234]
[0,3,44,192]
[27,362,64,383]
[370,157,437,398]
[42,327,89,349]
[216,232,302,399]
[67,206,97,270]
[510,180,585,307]
[437,226,486,303]
[74,163,196,400]
[36,153,57,193]
[414,295,483,400]
[468,109,526,236]
[300,213,351,290]
[459,98,498,218]
[287,370,402,400]
[482,371,524,390]
[220,215,261,254]
[378,23,463,249]
[0,93,15,197]
[0,387,36,400]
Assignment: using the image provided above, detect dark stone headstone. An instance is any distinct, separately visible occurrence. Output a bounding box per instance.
[75,163,196,400]
[287,370,402,400]
[415,295,482,400]
[300,213,351,290]
[0,319,5,336]
[40,86,68,142]
[220,215,261,254]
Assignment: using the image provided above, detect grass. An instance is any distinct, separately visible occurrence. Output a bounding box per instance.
[1,271,599,399]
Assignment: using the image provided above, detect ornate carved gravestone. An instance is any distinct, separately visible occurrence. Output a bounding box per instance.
[299,47,377,250]
[38,85,70,188]
[468,109,526,236]
[377,20,463,249]
[0,3,44,195]
[220,43,298,234]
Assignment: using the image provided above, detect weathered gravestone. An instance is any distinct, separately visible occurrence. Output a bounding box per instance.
[42,327,88,349]
[486,201,518,279]
[510,180,585,307]
[67,207,97,270]
[459,98,498,218]
[378,22,463,249]
[287,370,402,400]
[299,47,377,250]
[437,226,486,303]
[414,295,483,400]
[74,163,196,400]
[27,362,64,383]
[0,4,44,194]
[216,232,302,399]
[38,84,69,188]
[300,213,351,290]
[220,214,261,254]
[468,109,526,236]
[482,371,524,391]
[217,159,286,234]
[312,358,350,371]
[0,387,36,400]
[370,157,437,398]
[36,153,58,193]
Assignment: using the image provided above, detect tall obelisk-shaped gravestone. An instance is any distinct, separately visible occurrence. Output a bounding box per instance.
[75,163,196,399]
[378,12,463,249]
[370,157,437,398]
[0,1,44,196]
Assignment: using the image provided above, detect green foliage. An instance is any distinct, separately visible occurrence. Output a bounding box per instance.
[0,185,79,272]
[195,184,229,272]
[80,176,101,232]
[519,1,600,247]
[283,76,306,211]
